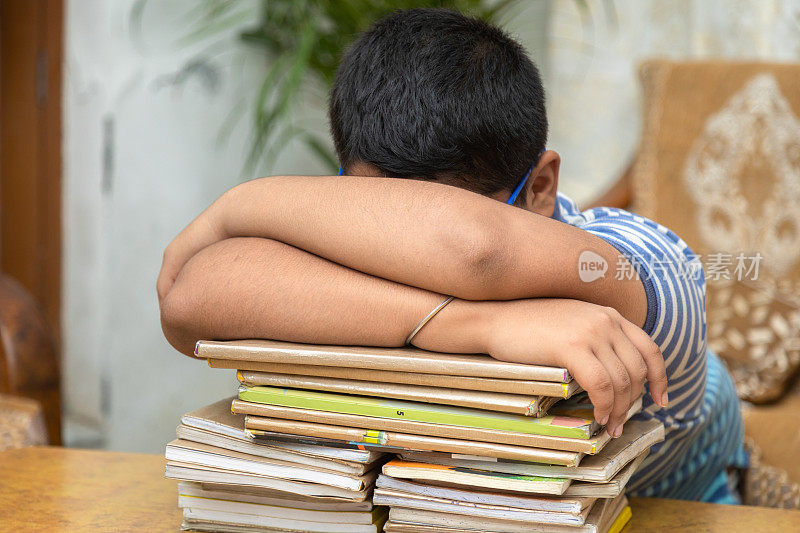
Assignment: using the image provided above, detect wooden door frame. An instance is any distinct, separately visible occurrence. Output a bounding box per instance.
[0,0,63,444]
[0,0,62,339]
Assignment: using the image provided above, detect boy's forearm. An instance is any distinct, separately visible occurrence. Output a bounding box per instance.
[159,237,490,356]
[217,176,646,326]
[217,176,496,298]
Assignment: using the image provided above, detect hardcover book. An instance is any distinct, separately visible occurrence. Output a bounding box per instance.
[197,339,571,382]
[375,475,593,514]
[563,452,648,499]
[181,397,382,465]
[165,462,371,502]
[245,416,582,466]
[373,487,591,525]
[236,371,559,416]
[178,494,384,524]
[381,460,571,495]
[233,399,613,454]
[237,386,600,439]
[214,362,579,397]
[248,428,407,455]
[165,439,373,491]
[179,481,374,512]
[177,424,376,476]
[189,481,374,506]
[181,506,387,533]
[398,418,665,482]
[383,493,630,533]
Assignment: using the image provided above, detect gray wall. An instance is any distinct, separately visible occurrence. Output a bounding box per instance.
[63,0,331,450]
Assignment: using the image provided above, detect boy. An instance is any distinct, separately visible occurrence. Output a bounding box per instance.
[157,9,745,502]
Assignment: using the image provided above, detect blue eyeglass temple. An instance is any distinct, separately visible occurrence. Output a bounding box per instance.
[506,165,534,205]
[338,150,543,206]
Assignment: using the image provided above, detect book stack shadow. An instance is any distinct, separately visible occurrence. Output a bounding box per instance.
[168,339,665,532]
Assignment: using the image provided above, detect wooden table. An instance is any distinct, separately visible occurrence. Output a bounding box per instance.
[2,447,800,532]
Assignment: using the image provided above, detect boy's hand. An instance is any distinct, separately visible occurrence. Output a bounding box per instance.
[482,299,668,437]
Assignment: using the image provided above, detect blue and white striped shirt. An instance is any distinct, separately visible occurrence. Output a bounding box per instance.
[554,193,747,502]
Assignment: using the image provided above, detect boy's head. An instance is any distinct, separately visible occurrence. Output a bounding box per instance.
[329,8,560,213]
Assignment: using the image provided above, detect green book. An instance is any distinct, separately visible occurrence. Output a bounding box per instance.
[238,386,596,439]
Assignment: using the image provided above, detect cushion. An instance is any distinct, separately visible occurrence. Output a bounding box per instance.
[632,60,800,403]
[742,394,800,508]
[0,394,47,451]
[743,438,800,509]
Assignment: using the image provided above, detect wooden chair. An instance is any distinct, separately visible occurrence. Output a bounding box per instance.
[0,273,61,446]
[585,59,800,508]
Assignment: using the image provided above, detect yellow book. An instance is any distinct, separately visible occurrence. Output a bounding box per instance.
[608,505,632,533]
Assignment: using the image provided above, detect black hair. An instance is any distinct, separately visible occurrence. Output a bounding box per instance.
[329,8,547,197]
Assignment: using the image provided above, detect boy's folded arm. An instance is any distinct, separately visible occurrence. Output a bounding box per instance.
[159,237,486,357]
[159,175,646,327]
[159,237,666,433]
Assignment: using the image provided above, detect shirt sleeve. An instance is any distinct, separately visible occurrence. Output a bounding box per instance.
[580,210,707,390]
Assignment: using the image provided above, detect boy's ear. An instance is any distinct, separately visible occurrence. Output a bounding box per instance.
[523,150,560,217]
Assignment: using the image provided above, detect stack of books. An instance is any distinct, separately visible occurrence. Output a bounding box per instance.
[165,397,388,531]
[176,339,666,532]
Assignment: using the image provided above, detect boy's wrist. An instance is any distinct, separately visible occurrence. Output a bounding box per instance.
[411,298,497,354]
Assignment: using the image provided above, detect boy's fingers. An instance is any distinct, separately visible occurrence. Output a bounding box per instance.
[594,346,632,438]
[611,332,647,403]
[620,319,668,408]
[569,355,614,427]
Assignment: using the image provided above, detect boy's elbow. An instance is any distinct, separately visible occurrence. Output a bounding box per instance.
[160,284,200,357]
[450,216,507,299]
